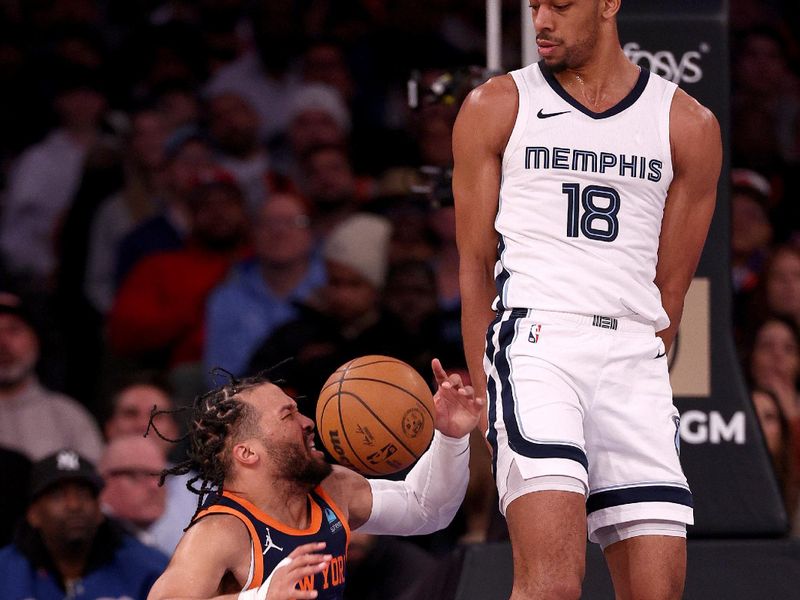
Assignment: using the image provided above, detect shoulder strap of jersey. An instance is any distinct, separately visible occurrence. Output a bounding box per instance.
[313,486,352,547]
[502,65,534,170]
[194,502,264,590]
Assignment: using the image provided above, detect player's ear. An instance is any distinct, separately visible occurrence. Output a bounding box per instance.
[600,0,621,19]
[231,442,260,466]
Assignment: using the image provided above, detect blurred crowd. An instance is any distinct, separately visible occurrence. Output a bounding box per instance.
[730,0,800,539]
[0,0,798,598]
[0,1,498,598]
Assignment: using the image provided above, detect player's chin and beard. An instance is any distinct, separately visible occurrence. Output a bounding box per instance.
[539,27,598,73]
[274,443,332,487]
[58,520,100,557]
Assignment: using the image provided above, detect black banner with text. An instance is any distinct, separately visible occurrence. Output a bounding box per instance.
[619,0,786,535]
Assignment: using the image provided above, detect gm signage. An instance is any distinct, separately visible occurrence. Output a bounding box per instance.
[680,410,747,445]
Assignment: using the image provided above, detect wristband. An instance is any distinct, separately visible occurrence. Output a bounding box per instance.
[238,557,293,600]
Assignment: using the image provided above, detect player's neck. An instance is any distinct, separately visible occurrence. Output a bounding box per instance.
[552,42,639,113]
[227,476,315,530]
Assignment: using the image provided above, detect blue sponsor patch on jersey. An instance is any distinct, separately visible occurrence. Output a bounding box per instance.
[325,507,343,533]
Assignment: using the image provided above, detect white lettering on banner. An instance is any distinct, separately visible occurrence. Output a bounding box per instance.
[623,42,709,84]
[680,411,746,445]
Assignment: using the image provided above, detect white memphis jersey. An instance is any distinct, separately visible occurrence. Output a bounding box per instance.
[495,61,677,330]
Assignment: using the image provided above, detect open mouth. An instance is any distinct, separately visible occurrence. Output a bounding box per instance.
[306,435,325,458]
[306,435,323,456]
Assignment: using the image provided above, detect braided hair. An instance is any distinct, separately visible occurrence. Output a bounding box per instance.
[146,370,270,521]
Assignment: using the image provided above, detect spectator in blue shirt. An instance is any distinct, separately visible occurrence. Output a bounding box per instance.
[0,449,167,600]
[204,192,325,378]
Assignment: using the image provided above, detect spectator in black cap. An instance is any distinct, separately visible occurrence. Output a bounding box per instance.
[0,292,104,463]
[0,449,167,600]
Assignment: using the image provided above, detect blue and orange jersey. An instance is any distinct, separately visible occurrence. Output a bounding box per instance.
[195,488,350,598]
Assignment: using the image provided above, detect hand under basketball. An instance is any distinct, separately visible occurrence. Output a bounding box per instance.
[431,358,485,438]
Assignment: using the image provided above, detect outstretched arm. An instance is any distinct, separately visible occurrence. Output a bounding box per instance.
[325,359,485,535]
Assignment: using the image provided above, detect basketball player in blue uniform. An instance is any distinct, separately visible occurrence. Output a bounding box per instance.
[453,1,721,598]
[146,358,482,600]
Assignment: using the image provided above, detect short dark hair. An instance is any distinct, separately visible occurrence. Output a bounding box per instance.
[103,370,174,424]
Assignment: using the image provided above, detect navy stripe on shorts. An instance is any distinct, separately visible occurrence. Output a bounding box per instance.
[586,485,693,515]
[487,310,589,472]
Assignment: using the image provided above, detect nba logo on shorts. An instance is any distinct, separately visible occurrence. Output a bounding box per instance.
[528,324,542,343]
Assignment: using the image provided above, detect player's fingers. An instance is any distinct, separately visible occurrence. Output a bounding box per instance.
[459,386,484,415]
[289,591,319,599]
[287,562,329,581]
[448,372,463,389]
[434,385,460,404]
[471,395,487,416]
[431,358,448,386]
[287,542,326,557]
[285,554,331,572]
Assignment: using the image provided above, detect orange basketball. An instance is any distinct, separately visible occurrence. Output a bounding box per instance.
[316,355,436,475]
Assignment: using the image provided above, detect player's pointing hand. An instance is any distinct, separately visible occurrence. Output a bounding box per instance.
[431,358,485,438]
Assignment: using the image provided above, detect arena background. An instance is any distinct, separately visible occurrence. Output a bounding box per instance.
[0,0,799,598]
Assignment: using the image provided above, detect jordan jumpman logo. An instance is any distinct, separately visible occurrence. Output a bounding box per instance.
[262,528,284,555]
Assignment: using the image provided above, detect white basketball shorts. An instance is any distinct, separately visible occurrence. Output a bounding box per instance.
[484,308,693,541]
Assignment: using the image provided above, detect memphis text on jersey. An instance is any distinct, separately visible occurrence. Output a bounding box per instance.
[524,146,664,183]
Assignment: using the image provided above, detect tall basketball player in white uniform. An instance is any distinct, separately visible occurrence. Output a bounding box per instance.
[453,1,721,599]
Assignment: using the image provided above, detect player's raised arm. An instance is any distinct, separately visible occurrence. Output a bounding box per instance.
[326,359,483,534]
[655,89,722,352]
[452,76,518,428]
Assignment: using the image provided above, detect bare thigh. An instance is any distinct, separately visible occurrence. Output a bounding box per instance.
[604,535,686,600]
[505,490,586,600]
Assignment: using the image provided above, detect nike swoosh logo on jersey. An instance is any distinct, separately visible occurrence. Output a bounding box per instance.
[655,350,667,359]
[537,109,571,119]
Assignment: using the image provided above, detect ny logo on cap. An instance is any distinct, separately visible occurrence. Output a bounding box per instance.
[56,450,80,471]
